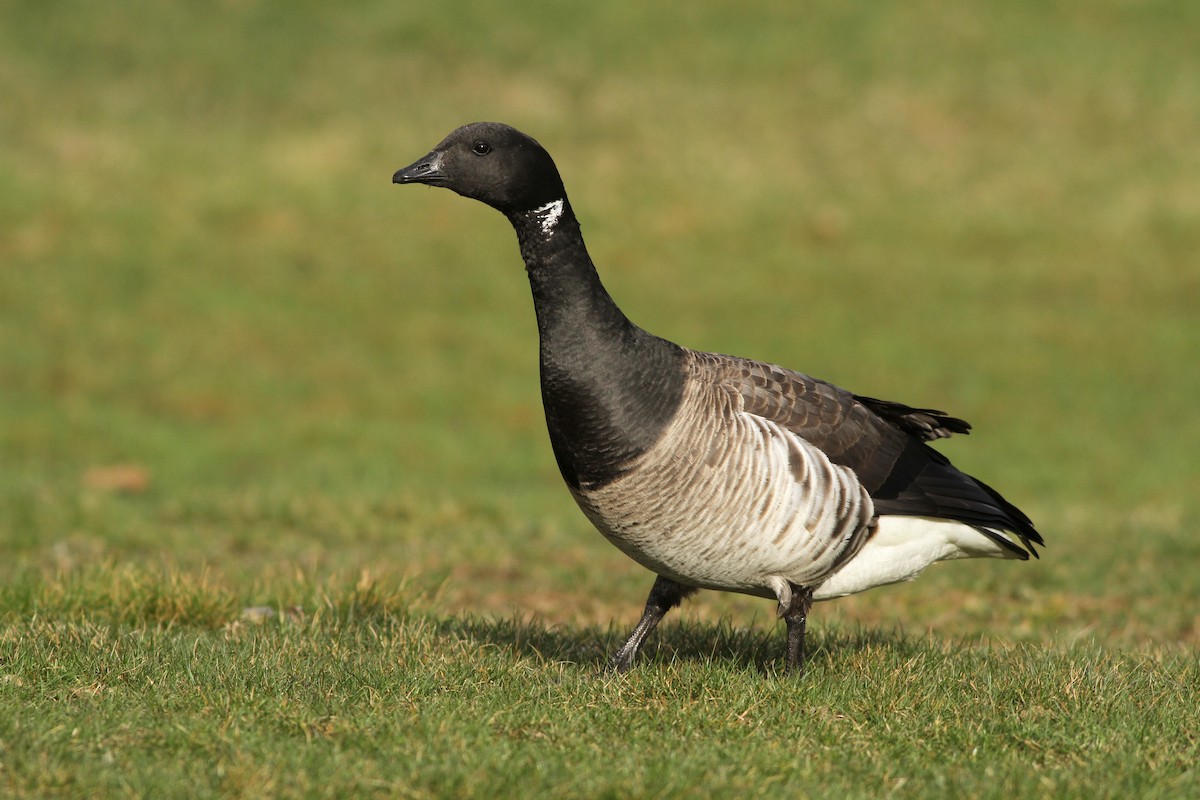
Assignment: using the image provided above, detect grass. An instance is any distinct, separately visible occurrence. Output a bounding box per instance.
[2,573,1197,798]
[2,0,1198,796]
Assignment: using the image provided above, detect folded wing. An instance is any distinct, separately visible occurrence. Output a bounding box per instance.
[690,351,1043,558]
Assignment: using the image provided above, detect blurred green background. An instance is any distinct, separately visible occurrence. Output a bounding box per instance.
[2,0,1197,640]
[3,2,1199,797]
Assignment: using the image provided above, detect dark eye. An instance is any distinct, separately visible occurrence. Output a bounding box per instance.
[472,141,491,156]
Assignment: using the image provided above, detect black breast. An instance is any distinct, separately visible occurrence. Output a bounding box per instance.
[540,325,687,490]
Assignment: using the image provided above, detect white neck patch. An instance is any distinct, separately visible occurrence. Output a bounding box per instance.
[530,198,565,235]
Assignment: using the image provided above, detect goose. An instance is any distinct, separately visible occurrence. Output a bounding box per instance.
[393,122,1043,674]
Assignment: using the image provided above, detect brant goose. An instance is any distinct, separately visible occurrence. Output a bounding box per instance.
[394,122,1042,674]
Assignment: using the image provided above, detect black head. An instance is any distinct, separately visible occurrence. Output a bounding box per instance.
[393,122,567,216]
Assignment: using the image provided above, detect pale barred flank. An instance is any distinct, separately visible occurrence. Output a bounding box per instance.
[570,374,875,600]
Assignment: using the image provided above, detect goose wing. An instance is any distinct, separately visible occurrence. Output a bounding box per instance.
[689,350,1043,558]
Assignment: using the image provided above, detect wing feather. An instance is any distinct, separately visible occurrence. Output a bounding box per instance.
[687,350,1043,558]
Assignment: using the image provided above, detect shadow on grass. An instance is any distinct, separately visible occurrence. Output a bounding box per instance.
[436,613,918,675]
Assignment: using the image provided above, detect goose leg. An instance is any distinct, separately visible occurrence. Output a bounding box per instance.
[781,582,815,675]
[610,575,695,672]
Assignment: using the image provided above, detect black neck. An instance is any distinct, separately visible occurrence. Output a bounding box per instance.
[508,201,685,490]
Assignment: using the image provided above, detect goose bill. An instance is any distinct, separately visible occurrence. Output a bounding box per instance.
[392,151,446,185]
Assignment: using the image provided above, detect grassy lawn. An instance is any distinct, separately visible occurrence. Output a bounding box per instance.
[2,0,1198,796]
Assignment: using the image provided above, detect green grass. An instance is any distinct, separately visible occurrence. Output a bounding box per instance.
[3,589,1197,798]
[2,0,1198,796]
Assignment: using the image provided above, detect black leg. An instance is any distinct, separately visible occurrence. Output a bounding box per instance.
[610,576,695,673]
[782,583,815,675]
